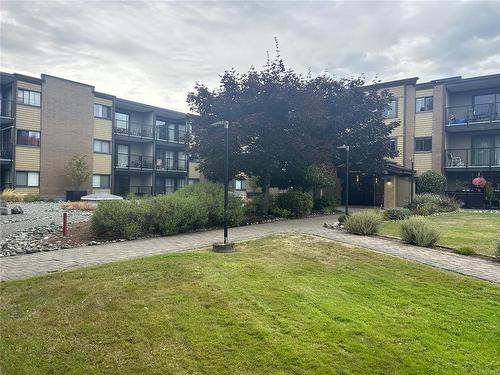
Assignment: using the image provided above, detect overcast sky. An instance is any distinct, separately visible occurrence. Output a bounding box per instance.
[1,1,499,112]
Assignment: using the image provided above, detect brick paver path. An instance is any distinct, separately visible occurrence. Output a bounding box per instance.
[1,215,499,283]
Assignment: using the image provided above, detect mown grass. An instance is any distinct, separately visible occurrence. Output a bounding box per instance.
[379,211,500,256]
[1,235,499,374]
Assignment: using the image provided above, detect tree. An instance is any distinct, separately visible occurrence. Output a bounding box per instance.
[188,41,399,213]
[416,170,447,194]
[304,163,337,201]
[65,154,91,191]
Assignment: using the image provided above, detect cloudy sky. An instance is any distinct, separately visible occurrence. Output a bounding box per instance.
[1,1,499,112]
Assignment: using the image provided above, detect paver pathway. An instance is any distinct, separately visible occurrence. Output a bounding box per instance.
[1,214,499,283]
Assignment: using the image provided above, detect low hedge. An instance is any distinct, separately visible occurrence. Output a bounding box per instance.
[400,217,440,247]
[384,207,411,221]
[344,211,383,235]
[271,190,313,218]
[407,194,461,216]
[91,183,244,239]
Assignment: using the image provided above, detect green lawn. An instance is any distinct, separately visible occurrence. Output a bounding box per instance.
[379,211,500,256]
[1,235,499,374]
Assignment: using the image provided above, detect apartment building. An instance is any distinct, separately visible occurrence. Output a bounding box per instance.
[0,72,189,199]
[356,73,500,208]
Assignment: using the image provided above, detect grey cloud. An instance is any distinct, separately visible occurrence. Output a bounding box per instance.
[1,0,499,112]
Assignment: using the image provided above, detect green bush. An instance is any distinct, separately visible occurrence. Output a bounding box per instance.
[383,207,411,221]
[91,183,244,240]
[338,214,347,223]
[272,190,313,218]
[408,193,461,216]
[400,217,440,247]
[416,170,447,194]
[343,211,383,235]
[314,196,336,213]
[454,246,475,256]
[271,207,292,218]
[91,199,150,239]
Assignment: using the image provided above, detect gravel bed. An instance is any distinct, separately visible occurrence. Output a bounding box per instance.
[1,202,92,235]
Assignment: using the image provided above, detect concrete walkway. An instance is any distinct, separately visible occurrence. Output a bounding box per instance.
[1,214,499,283]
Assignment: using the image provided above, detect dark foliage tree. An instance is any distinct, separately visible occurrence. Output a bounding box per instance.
[187,42,399,213]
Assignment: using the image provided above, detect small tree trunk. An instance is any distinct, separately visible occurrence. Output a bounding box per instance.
[261,172,271,215]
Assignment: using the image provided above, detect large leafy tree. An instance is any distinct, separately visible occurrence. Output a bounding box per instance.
[187,45,398,214]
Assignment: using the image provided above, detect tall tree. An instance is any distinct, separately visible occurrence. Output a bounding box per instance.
[187,43,398,213]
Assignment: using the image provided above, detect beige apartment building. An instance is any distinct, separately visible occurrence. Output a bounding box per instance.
[0,72,190,199]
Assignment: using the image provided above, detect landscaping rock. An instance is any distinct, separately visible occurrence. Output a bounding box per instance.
[11,206,24,214]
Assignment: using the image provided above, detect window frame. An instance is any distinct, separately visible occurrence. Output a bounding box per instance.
[92,174,110,189]
[383,99,398,118]
[16,129,41,147]
[416,96,433,113]
[389,138,397,153]
[93,139,111,154]
[17,89,41,107]
[94,104,111,120]
[16,171,39,187]
[115,112,130,130]
[415,137,432,153]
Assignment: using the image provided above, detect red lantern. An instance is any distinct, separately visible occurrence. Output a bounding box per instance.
[472,176,486,188]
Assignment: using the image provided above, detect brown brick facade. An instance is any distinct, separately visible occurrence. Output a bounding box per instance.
[40,75,94,198]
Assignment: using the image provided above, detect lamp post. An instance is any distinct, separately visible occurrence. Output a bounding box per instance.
[211,120,234,252]
[337,145,350,216]
[410,158,415,205]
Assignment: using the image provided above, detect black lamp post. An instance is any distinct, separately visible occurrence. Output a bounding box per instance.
[337,145,350,216]
[212,120,234,252]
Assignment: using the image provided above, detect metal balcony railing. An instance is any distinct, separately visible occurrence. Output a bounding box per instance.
[129,186,153,196]
[0,143,13,160]
[445,147,500,168]
[155,157,187,172]
[114,120,154,138]
[115,153,154,170]
[155,127,187,143]
[446,103,500,126]
[0,99,14,118]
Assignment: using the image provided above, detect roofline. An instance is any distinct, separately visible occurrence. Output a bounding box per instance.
[94,91,115,100]
[13,73,42,85]
[115,97,187,117]
[41,74,95,89]
[364,77,419,90]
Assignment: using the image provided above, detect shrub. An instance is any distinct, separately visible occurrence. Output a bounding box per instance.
[343,211,383,235]
[407,193,461,216]
[91,199,150,239]
[272,190,313,218]
[400,217,440,247]
[338,214,347,223]
[314,196,336,213]
[454,246,475,256]
[384,207,411,221]
[0,189,27,202]
[416,170,447,194]
[270,207,292,218]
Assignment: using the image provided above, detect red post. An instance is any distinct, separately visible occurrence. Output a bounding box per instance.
[63,212,68,237]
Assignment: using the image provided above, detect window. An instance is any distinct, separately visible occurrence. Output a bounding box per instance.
[17,130,40,147]
[168,124,176,141]
[94,104,111,119]
[116,144,129,167]
[235,179,245,190]
[165,178,175,193]
[177,151,186,170]
[16,171,39,187]
[115,112,129,129]
[156,119,166,140]
[389,138,397,152]
[176,178,186,190]
[415,137,432,152]
[178,123,187,142]
[383,99,397,118]
[416,96,433,112]
[17,89,40,106]
[92,174,110,188]
[93,139,110,154]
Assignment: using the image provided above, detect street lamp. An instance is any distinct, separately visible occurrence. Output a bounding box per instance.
[337,145,350,216]
[211,120,234,253]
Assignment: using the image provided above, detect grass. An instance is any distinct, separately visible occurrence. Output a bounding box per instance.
[380,211,500,256]
[1,235,499,374]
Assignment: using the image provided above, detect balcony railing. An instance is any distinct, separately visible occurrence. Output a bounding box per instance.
[129,186,153,196]
[446,147,500,169]
[114,120,154,139]
[115,153,154,170]
[0,99,14,118]
[155,127,187,144]
[155,157,187,172]
[0,143,13,160]
[446,103,500,126]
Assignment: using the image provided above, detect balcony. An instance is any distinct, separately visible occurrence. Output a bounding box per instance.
[0,143,13,161]
[445,103,500,131]
[155,157,187,172]
[115,153,154,170]
[445,147,500,170]
[0,99,14,123]
[156,127,187,144]
[114,120,154,140]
